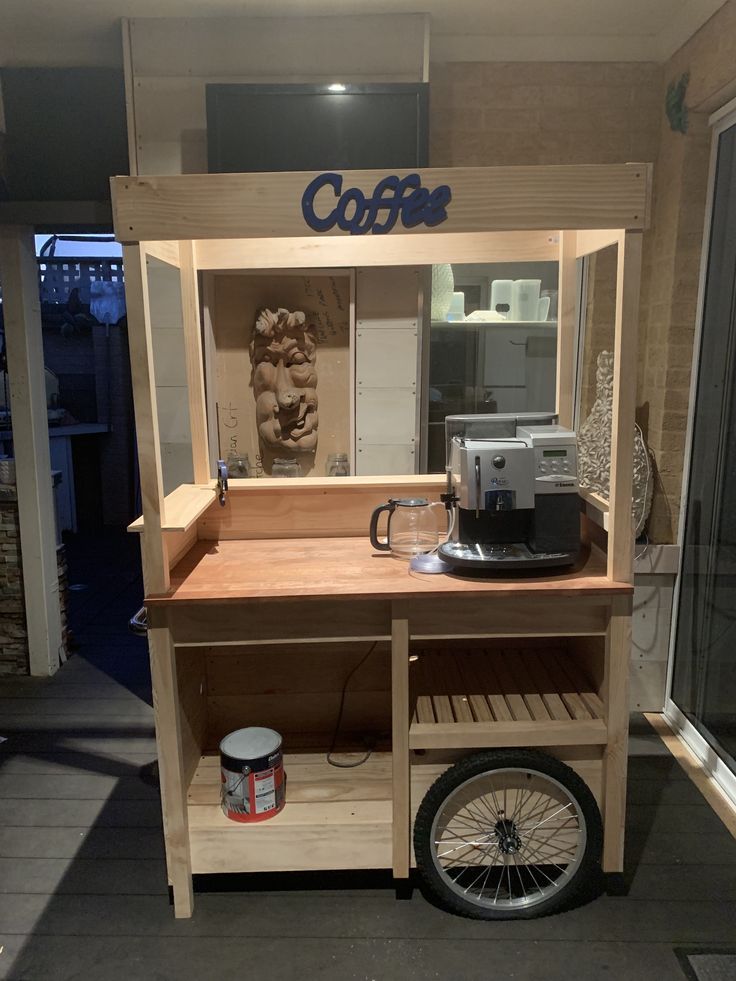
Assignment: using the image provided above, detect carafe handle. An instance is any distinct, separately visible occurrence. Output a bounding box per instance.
[369,501,396,551]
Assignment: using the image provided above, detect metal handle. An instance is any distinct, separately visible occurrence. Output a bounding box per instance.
[128,606,147,635]
[474,455,481,519]
[369,502,395,551]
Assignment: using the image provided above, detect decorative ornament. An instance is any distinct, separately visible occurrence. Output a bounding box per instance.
[431,264,455,321]
[250,307,319,455]
[666,72,689,134]
[578,351,653,537]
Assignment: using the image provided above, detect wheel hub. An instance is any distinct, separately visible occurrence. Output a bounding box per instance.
[494,817,522,855]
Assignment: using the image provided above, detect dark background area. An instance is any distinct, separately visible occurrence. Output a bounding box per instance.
[0,68,128,201]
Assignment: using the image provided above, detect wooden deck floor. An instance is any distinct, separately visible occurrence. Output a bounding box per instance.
[1,531,735,980]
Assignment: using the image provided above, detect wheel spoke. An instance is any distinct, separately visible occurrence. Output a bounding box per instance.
[519,802,574,834]
[462,840,500,895]
[511,850,528,898]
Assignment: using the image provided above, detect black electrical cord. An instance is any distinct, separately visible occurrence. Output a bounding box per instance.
[326,641,379,768]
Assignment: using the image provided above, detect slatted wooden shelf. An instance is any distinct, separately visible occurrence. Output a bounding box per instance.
[409,648,607,750]
[187,752,394,874]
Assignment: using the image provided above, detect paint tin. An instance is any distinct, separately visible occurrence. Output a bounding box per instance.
[220,727,285,823]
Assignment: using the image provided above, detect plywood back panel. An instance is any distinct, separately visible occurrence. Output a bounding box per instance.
[210,272,351,478]
[129,15,427,79]
[125,15,427,176]
[176,647,208,786]
[199,640,392,747]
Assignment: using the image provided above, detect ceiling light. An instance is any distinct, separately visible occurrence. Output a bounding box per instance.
[328,83,347,93]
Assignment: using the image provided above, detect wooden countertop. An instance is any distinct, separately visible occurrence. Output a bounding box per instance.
[146,537,632,606]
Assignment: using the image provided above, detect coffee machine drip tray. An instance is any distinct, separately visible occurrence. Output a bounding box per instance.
[438,540,577,572]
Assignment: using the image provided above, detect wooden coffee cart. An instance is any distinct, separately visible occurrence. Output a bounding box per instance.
[113,163,650,918]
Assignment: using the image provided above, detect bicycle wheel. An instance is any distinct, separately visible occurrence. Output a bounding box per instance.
[413,749,603,919]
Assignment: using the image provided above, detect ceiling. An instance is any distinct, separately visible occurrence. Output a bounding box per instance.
[0,0,726,68]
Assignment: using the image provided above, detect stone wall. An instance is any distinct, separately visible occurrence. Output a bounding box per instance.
[0,486,28,675]
[0,484,69,676]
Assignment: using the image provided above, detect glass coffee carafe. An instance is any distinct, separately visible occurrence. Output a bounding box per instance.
[369,498,447,558]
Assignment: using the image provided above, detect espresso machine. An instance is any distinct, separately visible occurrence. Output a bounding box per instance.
[438,413,581,572]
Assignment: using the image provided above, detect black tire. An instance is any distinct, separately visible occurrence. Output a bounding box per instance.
[413,749,603,920]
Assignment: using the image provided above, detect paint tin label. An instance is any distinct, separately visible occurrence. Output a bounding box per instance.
[220,754,285,823]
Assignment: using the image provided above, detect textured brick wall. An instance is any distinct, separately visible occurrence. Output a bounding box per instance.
[637,1,736,541]
[429,62,661,168]
[0,486,69,676]
[0,488,28,675]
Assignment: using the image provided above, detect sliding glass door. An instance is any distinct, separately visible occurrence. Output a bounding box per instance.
[670,117,736,777]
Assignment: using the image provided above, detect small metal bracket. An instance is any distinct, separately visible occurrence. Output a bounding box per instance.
[217,459,229,507]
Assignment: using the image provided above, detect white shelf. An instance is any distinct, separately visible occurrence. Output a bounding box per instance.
[432,320,557,328]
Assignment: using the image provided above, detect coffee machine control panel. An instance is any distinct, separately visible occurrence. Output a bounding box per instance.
[516,425,578,494]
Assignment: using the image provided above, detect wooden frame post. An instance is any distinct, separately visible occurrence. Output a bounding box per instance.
[608,231,643,583]
[178,241,210,484]
[602,594,632,873]
[148,606,194,917]
[556,230,577,427]
[0,226,63,676]
[122,244,169,593]
[391,610,411,880]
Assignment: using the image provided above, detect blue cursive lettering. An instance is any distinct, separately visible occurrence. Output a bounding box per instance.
[301,172,452,235]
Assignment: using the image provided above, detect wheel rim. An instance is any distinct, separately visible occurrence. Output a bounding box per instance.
[429,766,587,911]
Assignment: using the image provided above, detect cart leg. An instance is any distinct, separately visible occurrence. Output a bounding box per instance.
[391,614,411,881]
[394,877,414,900]
[148,611,194,917]
[601,596,632,874]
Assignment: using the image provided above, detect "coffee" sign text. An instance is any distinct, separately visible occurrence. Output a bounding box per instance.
[301,173,452,236]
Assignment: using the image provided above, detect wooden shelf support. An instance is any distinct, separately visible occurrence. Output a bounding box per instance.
[179,240,210,484]
[148,606,194,917]
[602,595,632,873]
[391,612,411,879]
[608,230,644,584]
[122,244,169,593]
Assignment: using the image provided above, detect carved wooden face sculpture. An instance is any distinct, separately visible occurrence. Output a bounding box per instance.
[251,308,318,453]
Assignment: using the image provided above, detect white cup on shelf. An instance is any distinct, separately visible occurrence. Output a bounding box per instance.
[511,279,542,321]
[446,291,466,321]
[490,280,513,318]
[537,295,551,321]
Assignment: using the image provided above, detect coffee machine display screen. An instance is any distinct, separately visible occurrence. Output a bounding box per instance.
[543,449,568,457]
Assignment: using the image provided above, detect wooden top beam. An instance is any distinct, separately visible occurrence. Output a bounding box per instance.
[111,164,651,244]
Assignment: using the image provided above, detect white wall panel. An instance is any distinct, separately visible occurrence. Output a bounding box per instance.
[357,389,417,445]
[356,328,418,389]
[356,444,416,476]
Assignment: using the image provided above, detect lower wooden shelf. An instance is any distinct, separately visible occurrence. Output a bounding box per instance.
[187,752,393,874]
[410,647,607,750]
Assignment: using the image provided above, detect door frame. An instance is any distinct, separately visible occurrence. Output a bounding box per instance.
[664,96,736,808]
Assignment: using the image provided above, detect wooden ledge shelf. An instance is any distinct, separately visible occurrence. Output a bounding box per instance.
[128,483,216,533]
[409,648,606,750]
[187,752,393,874]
